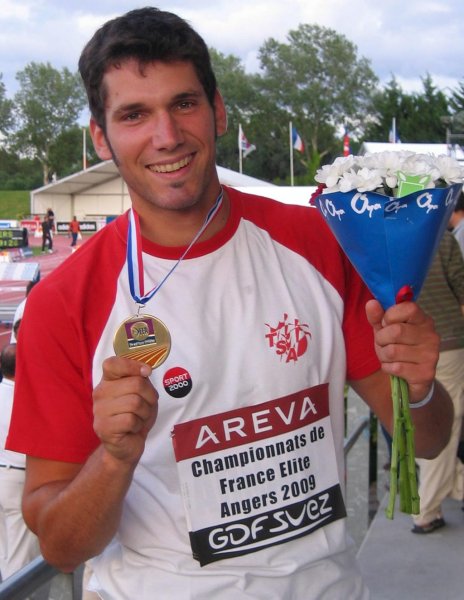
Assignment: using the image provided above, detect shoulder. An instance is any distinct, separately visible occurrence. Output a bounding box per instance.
[26,215,127,317]
[226,186,359,303]
[227,186,333,245]
[227,186,344,262]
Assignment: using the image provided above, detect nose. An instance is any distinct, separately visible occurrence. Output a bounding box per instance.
[151,111,184,151]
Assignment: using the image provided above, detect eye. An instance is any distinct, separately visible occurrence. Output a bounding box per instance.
[176,99,196,111]
[123,111,142,122]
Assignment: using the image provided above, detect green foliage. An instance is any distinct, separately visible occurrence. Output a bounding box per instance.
[0,148,42,190]
[256,24,378,179]
[449,80,464,115]
[48,126,99,179]
[0,74,13,135]
[363,74,451,144]
[0,190,30,219]
[211,48,261,172]
[11,62,87,184]
[1,32,463,190]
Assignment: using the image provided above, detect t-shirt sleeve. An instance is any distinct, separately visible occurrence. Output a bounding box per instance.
[341,255,380,381]
[7,282,100,462]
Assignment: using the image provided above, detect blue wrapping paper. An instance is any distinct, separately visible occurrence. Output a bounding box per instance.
[315,183,462,309]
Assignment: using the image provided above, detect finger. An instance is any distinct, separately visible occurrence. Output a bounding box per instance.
[96,391,157,421]
[381,301,428,326]
[365,299,385,332]
[102,356,152,381]
[96,408,152,438]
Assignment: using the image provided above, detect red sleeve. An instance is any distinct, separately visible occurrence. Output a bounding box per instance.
[341,256,380,380]
[7,218,127,463]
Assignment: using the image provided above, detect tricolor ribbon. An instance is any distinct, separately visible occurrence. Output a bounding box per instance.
[127,188,224,307]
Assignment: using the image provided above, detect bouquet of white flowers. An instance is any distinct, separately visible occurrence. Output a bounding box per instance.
[312,150,464,518]
[315,150,463,195]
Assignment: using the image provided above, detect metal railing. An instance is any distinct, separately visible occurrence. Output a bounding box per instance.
[0,305,16,323]
[0,415,375,600]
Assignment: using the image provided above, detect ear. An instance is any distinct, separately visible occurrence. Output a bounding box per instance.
[213,90,228,137]
[89,118,113,161]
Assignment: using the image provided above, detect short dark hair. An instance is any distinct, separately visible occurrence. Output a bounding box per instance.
[0,343,16,379]
[78,7,217,129]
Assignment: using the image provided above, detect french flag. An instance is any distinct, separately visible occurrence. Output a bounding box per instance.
[239,125,256,157]
[292,127,305,153]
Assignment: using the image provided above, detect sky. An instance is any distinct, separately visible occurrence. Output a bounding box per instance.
[1,0,463,105]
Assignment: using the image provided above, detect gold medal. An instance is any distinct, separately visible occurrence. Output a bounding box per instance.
[113,314,171,368]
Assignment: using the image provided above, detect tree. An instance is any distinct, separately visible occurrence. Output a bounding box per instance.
[0,74,13,136]
[48,126,99,179]
[0,148,42,190]
[363,75,450,144]
[257,24,378,179]
[12,62,86,184]
[449,79,464,114]
[210,49,261,172]
[407,74,450,143]
[363,76,411,142]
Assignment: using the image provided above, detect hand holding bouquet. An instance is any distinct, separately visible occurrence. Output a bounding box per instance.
[312,150,463,518]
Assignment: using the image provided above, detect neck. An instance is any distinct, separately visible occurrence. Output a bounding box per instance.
[136,189,229,247]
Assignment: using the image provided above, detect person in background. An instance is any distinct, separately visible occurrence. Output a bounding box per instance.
[0,344,40,581]
[46,208,55,233]
[411,231,464,533]
[449,191,464,256]
[10,279,39,343]
[41,217,53,254]
[6,8,452,599]
[69,216,81,247]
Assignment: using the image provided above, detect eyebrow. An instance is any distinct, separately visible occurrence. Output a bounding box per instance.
[110,90,206,121]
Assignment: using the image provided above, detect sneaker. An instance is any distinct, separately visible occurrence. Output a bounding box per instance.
[48,249,53,253]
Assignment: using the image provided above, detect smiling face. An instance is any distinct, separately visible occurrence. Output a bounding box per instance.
[90,59,227,234]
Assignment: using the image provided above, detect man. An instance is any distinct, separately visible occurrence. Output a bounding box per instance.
[10,279,39,343]
[41,217,53,254]
[449,190,464,255]
[69,216,81,247]
[411,231,464,533]
[0,344,39,580]
[7,8,453,599]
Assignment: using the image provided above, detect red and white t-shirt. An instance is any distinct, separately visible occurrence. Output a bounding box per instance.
[8,187,377,599]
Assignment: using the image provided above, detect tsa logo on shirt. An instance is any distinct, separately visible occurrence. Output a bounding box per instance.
[265,314,312,363]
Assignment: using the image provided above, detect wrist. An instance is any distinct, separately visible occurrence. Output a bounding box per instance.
[409,382,435,409]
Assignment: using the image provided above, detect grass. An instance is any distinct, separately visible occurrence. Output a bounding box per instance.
[0,191,31,220]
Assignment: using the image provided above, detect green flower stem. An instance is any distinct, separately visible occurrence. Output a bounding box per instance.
[385,375,420,519]
[400,377,420,514]
[385,376,400,519]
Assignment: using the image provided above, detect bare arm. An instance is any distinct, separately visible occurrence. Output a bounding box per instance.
[349,299,453,459]
[22,357,158,572]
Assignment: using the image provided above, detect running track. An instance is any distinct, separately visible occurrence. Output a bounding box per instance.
[0,233,90,352]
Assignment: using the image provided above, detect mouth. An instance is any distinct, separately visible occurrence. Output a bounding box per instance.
[148,154,193,174]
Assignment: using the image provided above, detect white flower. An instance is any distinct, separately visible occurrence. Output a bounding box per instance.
[315,151,464,195]
[314,155,356,190]
[434,155,464,184]
[338,167,383,193]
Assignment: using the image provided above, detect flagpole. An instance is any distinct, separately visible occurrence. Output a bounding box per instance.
[238,123,243,174]
[289,121,294,186]
[82,127,87,170]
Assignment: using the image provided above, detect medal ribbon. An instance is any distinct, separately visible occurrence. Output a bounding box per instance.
[127,188,224,307]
